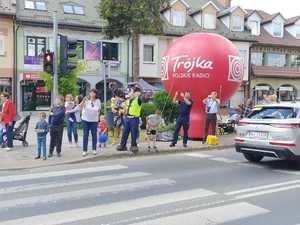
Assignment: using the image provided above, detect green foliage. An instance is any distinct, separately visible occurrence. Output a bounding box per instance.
[157,122,176,132]
[98,0,169,39]
[39,71,53,91]
[153,91,178,124]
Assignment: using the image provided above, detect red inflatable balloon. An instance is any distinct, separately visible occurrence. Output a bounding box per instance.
[161,33,243,138]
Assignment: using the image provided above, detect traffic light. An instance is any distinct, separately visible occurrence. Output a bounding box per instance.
[43,51,54,74]
[60,35,78,74]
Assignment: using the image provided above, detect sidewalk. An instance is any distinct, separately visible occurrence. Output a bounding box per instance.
[0,113,235,170]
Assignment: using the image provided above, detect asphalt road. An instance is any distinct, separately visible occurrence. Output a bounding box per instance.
[1,148,300,225]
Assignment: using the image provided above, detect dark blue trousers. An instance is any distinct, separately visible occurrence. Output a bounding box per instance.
[172,117,189,145]
[6,124,13,148]
[120,117,139,147]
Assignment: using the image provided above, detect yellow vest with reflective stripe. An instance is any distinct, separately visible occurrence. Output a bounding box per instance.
[127,96,142,117]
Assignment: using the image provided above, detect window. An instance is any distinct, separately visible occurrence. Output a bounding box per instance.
[102,42,118,61]
[265,53,286,67]
[24,0,34,9]
[232,16,243,31]
[248,107,298,119]
[0,36,5,56]
[239,50,247,71]
[63,4,84,15]
[249,20,260,35]
[25,0,46,10]
[203,13,216,29]
[76,40,84,60]
[289,55,300,68]
[251,52,263,66]
[171,11,185,26]
[273,22,283,37]
[26,36,46,57]
[143,45,154,63]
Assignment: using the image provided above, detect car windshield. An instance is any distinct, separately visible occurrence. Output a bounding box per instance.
[248,107,299,119]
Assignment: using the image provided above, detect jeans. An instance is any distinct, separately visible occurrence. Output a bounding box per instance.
[6,124,13,148]
[204,113,217,141]
[49,125,64,154]
[0,128,3,145]
[120,117,139,147]
[172,117,190,145]
[37,136,47,157]
[82,120,97,152]
[66,119,78,143]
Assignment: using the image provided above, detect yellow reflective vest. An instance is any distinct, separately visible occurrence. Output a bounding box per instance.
[126,96,142,117]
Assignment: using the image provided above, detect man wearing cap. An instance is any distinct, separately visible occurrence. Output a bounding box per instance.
[117,87,144,153]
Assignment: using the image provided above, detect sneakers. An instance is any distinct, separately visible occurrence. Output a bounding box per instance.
[48,153,53,158]
[169,143,175,147]
[57,153,62,157]
[82,151,87,157]
[5,147,12,151]
[34,156,40,160]
[130,146,139,154]
[116,145,127,151]
[43,157,47,160]
[183,144,188,148]
[93,150,97,155]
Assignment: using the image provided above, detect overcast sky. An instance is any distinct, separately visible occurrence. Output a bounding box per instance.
[231,0,300,19]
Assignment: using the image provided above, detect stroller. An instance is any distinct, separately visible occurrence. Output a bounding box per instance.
[2,114,31,147]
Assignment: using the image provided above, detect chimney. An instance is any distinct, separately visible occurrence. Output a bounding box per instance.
[218,0,232,8]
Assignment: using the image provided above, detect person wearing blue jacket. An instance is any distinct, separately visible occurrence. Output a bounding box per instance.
[48,96,65,157]
[35,112,49,160]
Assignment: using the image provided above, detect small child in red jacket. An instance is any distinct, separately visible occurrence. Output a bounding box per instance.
[98,115,108,148]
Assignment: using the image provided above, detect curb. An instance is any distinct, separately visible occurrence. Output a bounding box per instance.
[0,144,234,171]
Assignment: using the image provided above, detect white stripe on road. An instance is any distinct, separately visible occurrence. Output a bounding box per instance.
[210,157,240,163]
[0,179,175,210]
[184,153,212,158]
[0,172,150,195]
[235,183,300,200]
[0,165,127,183]
[225,179,300,196]
[274,170,300,175]
[0,189,217,225]
[129,202,269,225]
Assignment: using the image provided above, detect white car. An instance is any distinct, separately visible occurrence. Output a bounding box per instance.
[235,102,300,162]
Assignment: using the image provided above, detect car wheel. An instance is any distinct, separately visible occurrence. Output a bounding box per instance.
[243,153,264,163]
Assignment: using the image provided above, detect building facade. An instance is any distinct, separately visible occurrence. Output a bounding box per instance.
[0,0,16,100]
[246,10,300,104]
[16,0,129,111]
[133,0,255,107]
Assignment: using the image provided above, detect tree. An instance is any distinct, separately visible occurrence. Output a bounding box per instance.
[40,63,84,97]
[98,0,168,81]
[153,91,178,124]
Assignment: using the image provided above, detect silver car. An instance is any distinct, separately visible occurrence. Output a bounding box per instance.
[235,103,300,162]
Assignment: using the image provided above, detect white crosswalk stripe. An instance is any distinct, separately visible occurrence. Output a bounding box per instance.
[0,164,127,183]
[129,202,270,225]
[184,153,213,158]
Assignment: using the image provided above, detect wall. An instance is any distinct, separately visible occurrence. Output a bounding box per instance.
[221,15,230,28]
[0,16,14,77]
[286,20,300,38]
[234,41,250,81]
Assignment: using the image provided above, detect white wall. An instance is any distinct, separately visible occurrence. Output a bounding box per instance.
[246,12,261,35]
[221,15,230,28]
[286,20,300,39]
[163,10,171,22]
[193,13,202,26]
[264,15,285,38]
[139,35,159,78]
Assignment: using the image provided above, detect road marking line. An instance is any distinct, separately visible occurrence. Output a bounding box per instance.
[0,188,217,225]
[0,165,127,183]
[235,183,300,200]
[184,153,213,158]
[225,179,300,196]
[0,179,175,210]
[0,172,150,194]
[210,157,240,163]
[273,170,300,175]
[128,202,270,225]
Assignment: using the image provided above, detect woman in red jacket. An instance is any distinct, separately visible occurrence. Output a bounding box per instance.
[1,92,16,150]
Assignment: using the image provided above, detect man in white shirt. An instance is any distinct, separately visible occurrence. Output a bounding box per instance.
[203,91,220,142]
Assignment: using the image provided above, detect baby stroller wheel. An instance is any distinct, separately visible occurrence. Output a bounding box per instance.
[22,141,29,147]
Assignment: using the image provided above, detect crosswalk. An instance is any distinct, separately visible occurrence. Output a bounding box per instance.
[0,163,297,225]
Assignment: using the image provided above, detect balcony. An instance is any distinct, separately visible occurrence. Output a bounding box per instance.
[252,65,300,78]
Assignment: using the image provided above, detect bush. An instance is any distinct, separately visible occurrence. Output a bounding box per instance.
[140,102,156,129]
[153,91,178,124]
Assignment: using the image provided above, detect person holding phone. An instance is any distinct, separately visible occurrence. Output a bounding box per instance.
[203,91,220,142]
[170,91,193,148]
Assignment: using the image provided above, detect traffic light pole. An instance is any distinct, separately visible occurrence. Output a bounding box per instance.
[52,11,58,105]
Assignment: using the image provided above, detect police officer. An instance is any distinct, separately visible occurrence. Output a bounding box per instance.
[117,86,143,153]
[170,91,193,148]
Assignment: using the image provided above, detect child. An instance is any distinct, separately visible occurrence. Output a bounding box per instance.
[35,112,49,160]
[65,94,76,145]
[0,112,5,147]
[146,110,164,152]
[98,115,108,148]
[49,96,66,157]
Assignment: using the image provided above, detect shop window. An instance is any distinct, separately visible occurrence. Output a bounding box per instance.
[279,85,296,102]
[76,40,84,59]
[102,42,119,61]
[143,44,154,63]
[26,36,46,57]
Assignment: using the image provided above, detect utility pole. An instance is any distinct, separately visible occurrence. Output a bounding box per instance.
[103,62,110,116]
[52,11,58,105]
